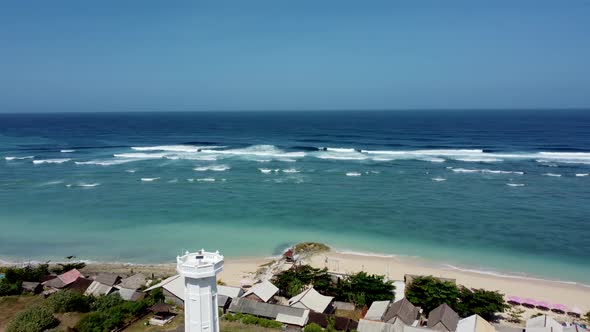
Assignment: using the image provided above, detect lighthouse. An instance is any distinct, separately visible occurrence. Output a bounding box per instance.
[176,249,224,332]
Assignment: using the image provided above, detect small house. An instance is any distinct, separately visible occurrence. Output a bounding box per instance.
[428,303,459,332]
[456,315,496,332]
[365,300,390,321]
[526,315,563,332]
[144,275,185,307]
[383,298,420,326]
[21,281,42,294]
[118,273,147,290]
[288,287,334,313]
[241,280,279,303]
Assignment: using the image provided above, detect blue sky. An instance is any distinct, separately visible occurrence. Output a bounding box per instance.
[1,1,589,112]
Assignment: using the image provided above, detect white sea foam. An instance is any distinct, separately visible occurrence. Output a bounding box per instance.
[432,177,447,181]
[346,172,362,177]
[325,147,357,153]
[316,154,368,160]
[420,157,446,163]
[4,156,34,160]
[78,183,100,187]
[506,183,525,187]
[282,168,300,173]
[197,178,215,182]
[131,145,225,152]
[126,169,136,173]
[200,145,305,159]
[455,157,503,162]
[543,173,562,177]
[38,180,64,186]
[114,152,167,159]
[193,165,230,172]
[259,168,273,174]
[60,149,75,153]
[167,179,178,183]
[575,173,589,177]
[75,159,134,166]
[451,168,523,175]
[33,159,71,164]
[187,178,194,182]
[141,177,160,182]
[451,168,480,173]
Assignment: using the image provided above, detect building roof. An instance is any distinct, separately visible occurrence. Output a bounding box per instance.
[365,301,391,321]
[145,275,184,300]
[229,297,307,320]
[526,315,563,332]
[43,268,82,289]
[84,281,113,297]
[118,273,147,290]
[308,312,329,328]
[242,280,278,303]
[333,301,356,311]
[218,285,244,298]
[456,315,496,332]
[276,310,310,327]
[383,298,420,325]
[65,277,94,294]
[357,319,402,332]
[218,295,231,307]
[94,273,121,287]
[116,287,146,301]
[150,302,172,313]
[428,303,460,331]
[335,316,358,331]
[21,281,41,292]
[288,287,334,313]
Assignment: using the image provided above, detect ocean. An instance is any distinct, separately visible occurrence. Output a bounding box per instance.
[1,110,589,284]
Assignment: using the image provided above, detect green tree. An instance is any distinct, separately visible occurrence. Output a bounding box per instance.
[405,276,460,313]
[6,305,59,332]
[304,323,324,332]
[456,287,508,320]
[273,265,333,297]
[341,271,395,306]
[47,290,91,313]
[93,293,124,312]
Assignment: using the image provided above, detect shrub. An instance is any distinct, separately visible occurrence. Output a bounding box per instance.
[241,314,260,325]
[0,280,22,296]
[93,293,124,312]
[50,262,86,274]
[341,271,395,306]
[405,276,460,313]
[2,264,49,284]
[6,305,59,332]
[304,323,324,332]
[456,287,507,320]
[75,311,111,332]
[258,318,283,328]
[47,290,91,313]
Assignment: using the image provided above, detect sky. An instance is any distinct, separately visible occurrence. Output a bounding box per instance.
[1,1,589,113]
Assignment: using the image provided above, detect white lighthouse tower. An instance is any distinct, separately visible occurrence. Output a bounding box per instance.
[177,249,224,332]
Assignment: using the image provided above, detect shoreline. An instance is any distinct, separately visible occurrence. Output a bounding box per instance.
[2,249,589,312]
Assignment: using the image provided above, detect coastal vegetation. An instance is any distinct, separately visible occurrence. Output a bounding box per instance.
[293,242,330,256]
[0,264,49,296]
[223,312,283,329]
[6,305,59,332]
[405,276,508,320]
[273,264,394,306]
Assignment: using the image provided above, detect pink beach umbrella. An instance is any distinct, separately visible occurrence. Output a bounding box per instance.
[522,298,537,308]
[551,304,568,314]
[507,296,522,305]
[536,301,551,310]
[567,307,582,318]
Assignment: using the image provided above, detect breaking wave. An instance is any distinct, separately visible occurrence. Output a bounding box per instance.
[543,173,562,177]
[197,178,216,182]
[131,145,225,152]
[141,177,160,182]
[76,159,135,166]
[282,169,300,173]
[450,168,524,175]
[346,172,362,177]
[32,159,71,164]
[576,173,589,177]
[193,165,230,172]
[5,156,34,160]
[432,177,447,182]
[506,183,525,187]
[60,149,75,153]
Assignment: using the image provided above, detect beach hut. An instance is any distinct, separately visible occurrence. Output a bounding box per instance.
[242,280,279,303]
[365,300,391,321]
[42,268,82,289]
[118,273,147,290]
[149,302,176,326]
[456,315,496,332]
[526,315,563,332]
[383,298,421,326]
[217,285,244,298]
[428,303,460,332]
[65,277,93,294]
[144,275,185,307]
[84,280,114,297]
[21,281,42,294]
[288,287,334,313]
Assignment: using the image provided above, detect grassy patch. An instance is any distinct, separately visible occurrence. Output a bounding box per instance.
[335,308,362,320]
[293,242,330,255]
[0,295,44,331]
[55,312,88,331]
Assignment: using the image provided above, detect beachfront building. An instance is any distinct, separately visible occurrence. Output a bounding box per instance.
[229,297,310,329]
[177,249,224,332]
[456,314,496,332]
[526,315,563,332]
[145,275,185,307]
[365,300,391,321]
[428,303,460,332]
[288,287,335,313]
[242,280,279,303]
[383,298,421,326]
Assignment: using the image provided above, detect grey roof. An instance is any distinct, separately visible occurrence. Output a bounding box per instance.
[428,303,459,331]
[365,301,391,321]
[218,295,231,307]
[118,273,147,290]
[357,319,401,332]
[333,301,356,311]
[383,298,420,325]
[43,277,66,289]
[228,297,307,320]
[84,281,113,296]
[242,280,278,303]
[116,287,146,301]
[94,273,121,286]
[21,281,41,292]
[217,285,244,298]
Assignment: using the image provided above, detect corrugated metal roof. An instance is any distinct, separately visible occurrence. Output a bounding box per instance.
[428,303,459,331]
[457,315,496,332]
[242,280,278,303]
[218,285,244,298]
[358,319,402,332]
[84,281,113,297]
[383,298,419,325]
[144,274,184,300]
[365,301,391,321]
[288,287,334,313]
[229,297,307,320]
[94,273,121,287]
[276,310,310,326]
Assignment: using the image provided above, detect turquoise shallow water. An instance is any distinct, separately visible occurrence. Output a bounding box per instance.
[0,111,589,284]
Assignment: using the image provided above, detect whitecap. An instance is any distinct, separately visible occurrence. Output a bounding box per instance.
[455,157,503,163]
[197,178,216,182]
[325,147,357,153]
[451,168,480,173]
[193,165,230,172]
[38,180,64,186]
[506,183,525,187]
[346,172,362,177]
[543,173,562,177]
[141,177,160,182]
[432,177,447,182]
[114,152,167,159]
[126,169,136,173]
[187,178,194,182]
[259,168,273,174]
[78,183,100,187]
[282,169,300,173]
[199,145,304,159]
[5,156,34,160]
[451,168,523,175]
[131,145,225,152]
[76,159,134,166]
[33,159,71,164]
[575,173,589,177]
[60,149,75,153]
[167,179,178,183]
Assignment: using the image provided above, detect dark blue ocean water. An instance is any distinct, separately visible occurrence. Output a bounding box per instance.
[1,110,589,283]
